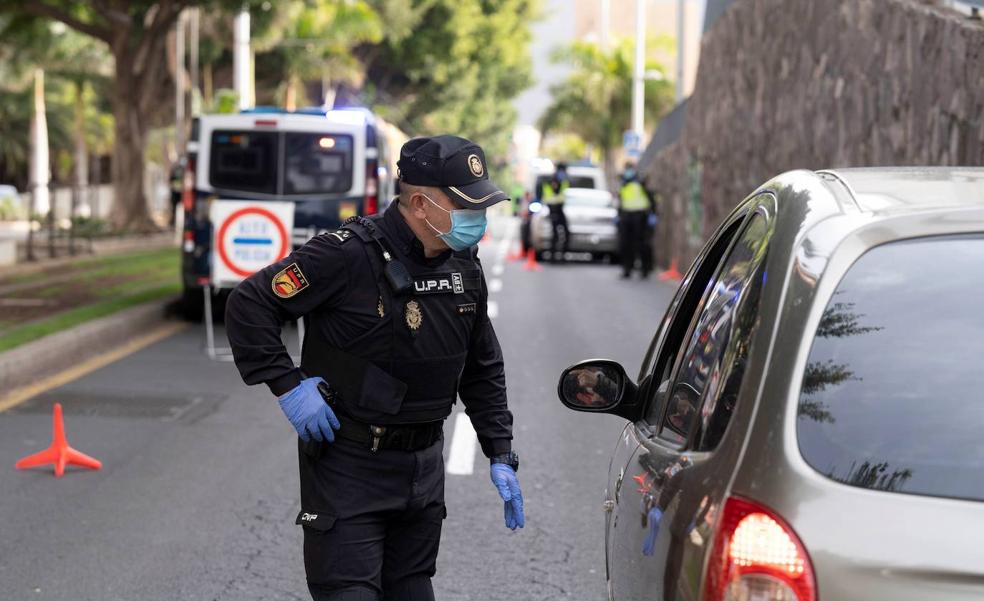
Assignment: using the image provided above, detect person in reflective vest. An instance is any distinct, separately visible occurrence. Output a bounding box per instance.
[540,162,570,262]
[617,163,657,279]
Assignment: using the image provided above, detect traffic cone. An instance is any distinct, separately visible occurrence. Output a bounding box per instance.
[481,230,491,243]
[507,244,525,262]
[522,248,542,271]
[658,258,683,281]
[15,403,102,478]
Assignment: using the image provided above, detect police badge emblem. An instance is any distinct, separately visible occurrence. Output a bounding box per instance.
[405,299,423,333]
[272,263,309,298]
[467,154,484,177]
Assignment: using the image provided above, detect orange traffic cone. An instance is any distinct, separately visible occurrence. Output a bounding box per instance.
[507,244,525,262]
[658,258,683,281]
[15,403,102,478]
[481,230,491,244]
[522,248,542,271]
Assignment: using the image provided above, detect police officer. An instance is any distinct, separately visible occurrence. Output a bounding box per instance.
[617,163,657,279]
[540,162,570,262]
[225,135,524,601]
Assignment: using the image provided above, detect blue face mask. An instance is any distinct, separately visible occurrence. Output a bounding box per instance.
[423,194,488,251]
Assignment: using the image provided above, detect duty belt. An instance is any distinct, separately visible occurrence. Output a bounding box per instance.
[335,412,444,453]
[318,379,443,452]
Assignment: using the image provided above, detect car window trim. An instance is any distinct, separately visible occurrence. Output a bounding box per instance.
[655,196,775,448]
[687,202,775,451]
[639,212,748,439]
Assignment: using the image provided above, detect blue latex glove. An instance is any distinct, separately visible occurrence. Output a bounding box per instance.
[642,506,663,556]
[491,463,525,530]
[647,212,659,228]
[278,376,340,443]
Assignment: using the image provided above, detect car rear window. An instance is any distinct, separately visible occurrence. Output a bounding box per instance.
[209,130,278,194]
[284,133,353,195]
[797,235,984,502]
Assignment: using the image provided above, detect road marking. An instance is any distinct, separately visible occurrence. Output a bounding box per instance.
[497,237,510,260]
[487,300,499,319]
[446,412,478,475]
[489,278,503,293]
[0,321,189,414]
[491,264,504,276]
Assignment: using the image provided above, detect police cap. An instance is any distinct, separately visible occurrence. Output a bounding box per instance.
[397,135,509,209]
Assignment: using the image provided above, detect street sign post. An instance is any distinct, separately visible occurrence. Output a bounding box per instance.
[623,130,641,158]
[204,200,295,360]
[210,200,294,288]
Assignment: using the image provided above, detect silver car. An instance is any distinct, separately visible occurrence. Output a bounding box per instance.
[558,168,984,601]
[531,187,618,260]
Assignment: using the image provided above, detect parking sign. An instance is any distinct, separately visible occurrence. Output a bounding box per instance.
[210,200,295,287]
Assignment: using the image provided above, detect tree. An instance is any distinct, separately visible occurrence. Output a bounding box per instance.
[255,0,381,110]
[539,38,673,181]
[0,15,110,194]
[359,0,537,173]
[0,1,257,231]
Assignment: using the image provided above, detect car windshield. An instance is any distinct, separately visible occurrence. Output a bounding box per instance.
[562,190,612,208]
[797,235,984,502]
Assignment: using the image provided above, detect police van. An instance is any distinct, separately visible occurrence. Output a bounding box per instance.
[180,107,402,319]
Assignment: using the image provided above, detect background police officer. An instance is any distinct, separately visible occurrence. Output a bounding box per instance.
[617,162,657,279]
[225,135,523,601]
[540,162,570,262]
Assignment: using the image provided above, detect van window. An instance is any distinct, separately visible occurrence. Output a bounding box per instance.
[797,235,984,501]
[209,131,278,194]
[284,133,353,195]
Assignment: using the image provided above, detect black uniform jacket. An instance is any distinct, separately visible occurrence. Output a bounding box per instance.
[225,202,512,457]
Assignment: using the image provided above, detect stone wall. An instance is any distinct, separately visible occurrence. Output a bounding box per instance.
[642,0,984,266]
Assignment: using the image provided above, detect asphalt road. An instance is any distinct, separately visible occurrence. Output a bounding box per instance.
[0,223,675,601]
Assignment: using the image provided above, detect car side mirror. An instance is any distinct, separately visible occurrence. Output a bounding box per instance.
[557,359,640,420]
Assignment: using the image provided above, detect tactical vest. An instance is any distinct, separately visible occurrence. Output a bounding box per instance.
[620,181,649,211]
[300,216,485,425]
[542,180,569,205]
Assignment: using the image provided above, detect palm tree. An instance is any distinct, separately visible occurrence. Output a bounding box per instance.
[255,0,382,110]
[539,38,673,182]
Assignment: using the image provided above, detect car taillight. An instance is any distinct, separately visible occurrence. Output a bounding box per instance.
[365,159,379,215]
[704,497,816,601]
[181,156,197,213]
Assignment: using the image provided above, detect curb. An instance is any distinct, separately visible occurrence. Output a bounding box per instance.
[0,296,182,394]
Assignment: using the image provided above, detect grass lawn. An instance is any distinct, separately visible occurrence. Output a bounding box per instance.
[0,248,180,353]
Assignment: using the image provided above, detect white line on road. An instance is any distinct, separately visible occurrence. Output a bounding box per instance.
[446,412,478,475]
[497,237,510,260]
[491,264,504,276]
[489,278,503,293]
[487,300,499,319]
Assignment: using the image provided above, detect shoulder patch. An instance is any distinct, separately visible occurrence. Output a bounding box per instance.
[327,229,355,244]
[272,263,309,298]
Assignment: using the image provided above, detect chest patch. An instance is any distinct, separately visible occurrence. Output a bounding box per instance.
[413,272,465,295]
[272,263,309,298]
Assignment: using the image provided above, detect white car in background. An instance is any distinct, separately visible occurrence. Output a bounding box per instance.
[530,187,618,261]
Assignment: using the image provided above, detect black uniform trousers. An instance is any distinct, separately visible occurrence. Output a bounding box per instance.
[548,203,569,260]
[619,210,653,276]
[298,435,446,601]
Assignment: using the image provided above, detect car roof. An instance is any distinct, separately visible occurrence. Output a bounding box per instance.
[821,167,984,215]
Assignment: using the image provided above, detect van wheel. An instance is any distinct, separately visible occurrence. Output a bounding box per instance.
[181,286,204,322]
